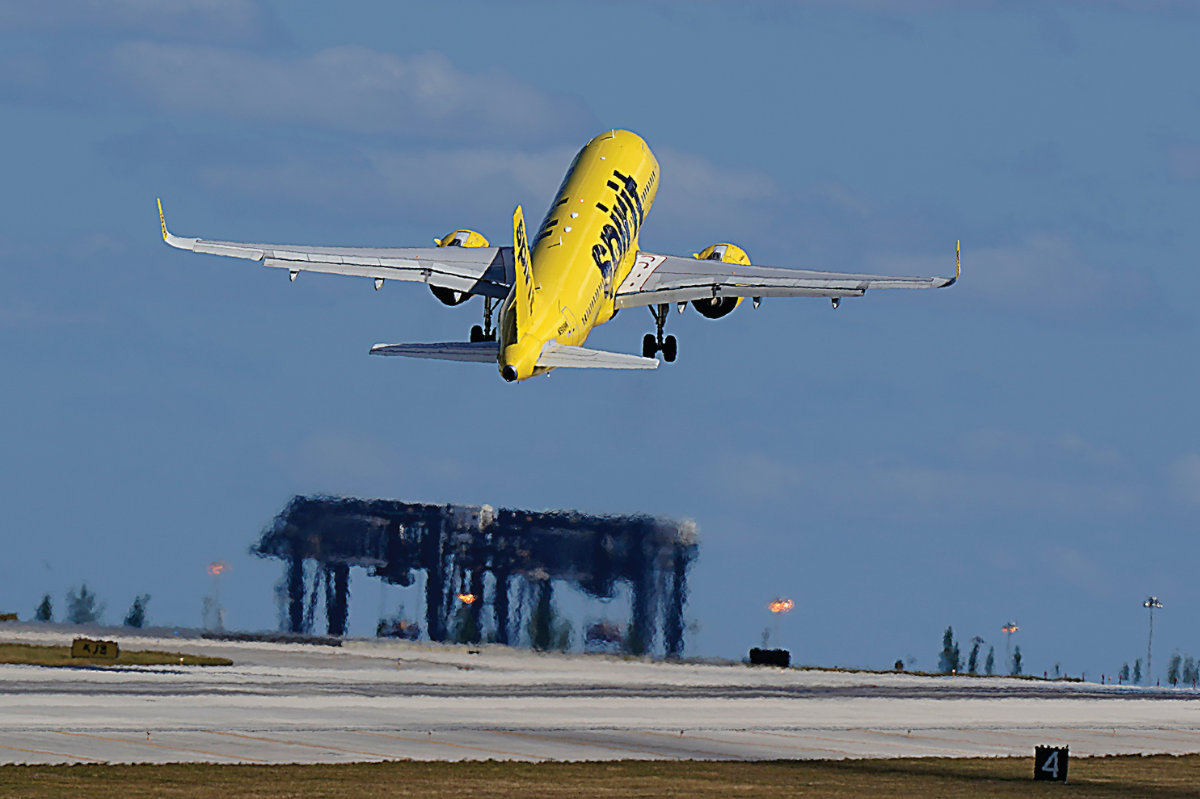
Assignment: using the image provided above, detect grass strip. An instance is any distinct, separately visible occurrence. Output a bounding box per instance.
[0,643,231,667]
[1,754,1198,798]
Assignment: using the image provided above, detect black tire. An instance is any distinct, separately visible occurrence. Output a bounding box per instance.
[642,333,657,359]
[470,325,484,342]
[662,335,677,363]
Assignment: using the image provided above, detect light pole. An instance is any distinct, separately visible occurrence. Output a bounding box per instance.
[1002,621,1019,673]
[1144,596,1163,683]
[766,598,794,648]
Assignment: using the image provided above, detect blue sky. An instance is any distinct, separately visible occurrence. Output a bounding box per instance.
[1,0,1198,679]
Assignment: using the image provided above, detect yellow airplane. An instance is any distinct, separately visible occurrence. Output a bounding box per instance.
[158,129,958,382]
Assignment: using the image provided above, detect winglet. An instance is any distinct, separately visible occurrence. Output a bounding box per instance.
[157,198,168,241]
[157,198,199,251]
[941,239,961,287]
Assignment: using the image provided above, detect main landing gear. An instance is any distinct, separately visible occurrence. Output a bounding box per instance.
[470,297,496,343]
[642,303,677,362]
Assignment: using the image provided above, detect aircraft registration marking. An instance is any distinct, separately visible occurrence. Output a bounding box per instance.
[617,253,665,295]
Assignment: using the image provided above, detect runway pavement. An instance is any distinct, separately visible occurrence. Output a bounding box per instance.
[2,625,1198,764]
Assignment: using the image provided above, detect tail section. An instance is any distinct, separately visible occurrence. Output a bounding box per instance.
[512,205,534,333]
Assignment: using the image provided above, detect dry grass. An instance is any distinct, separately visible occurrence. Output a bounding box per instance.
[0,643,232,667]
[1,755,1198,798]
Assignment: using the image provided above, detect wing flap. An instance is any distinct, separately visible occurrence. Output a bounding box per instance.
[537,343,658,370]
[615,251,956,309]
[368,341,499,363]
[262,258,499,296]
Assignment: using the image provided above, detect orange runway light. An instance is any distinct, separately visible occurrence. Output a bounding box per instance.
[768,598,794,614]
[207,561,228,576]
[457,593,477,605]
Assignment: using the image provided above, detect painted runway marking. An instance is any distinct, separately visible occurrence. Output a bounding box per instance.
[55,731,262,763]
[625,730,746,759]
[206,730,393,760]
[863,729,998,755]
[487,728,683,759]
[712,730,866,757]
[358,730,548,760]
[0,742,103,763]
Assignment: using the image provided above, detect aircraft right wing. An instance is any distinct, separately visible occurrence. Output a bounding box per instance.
[158,200,513,299]
[614,246,959,309]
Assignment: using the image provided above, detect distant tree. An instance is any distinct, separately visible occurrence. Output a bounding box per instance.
[124,594,150,628]
[452,601,479,645]
[894,659,905,671]
[967,637,983,674]
[1011,645,1023,676]
[529,582,564,652]
[34,594,52,622]
[553,619,572,653]
[1168,652,1182,687]
[985,646,995,676]
[1119,663,1130,683]
[939,627,962,674]
[1183,657,1197,686]
[65,584,104,625]
[1133,658,1143,685]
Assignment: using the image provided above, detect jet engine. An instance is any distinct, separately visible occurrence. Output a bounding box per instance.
[429,229,490,306]
[690,243,749,319]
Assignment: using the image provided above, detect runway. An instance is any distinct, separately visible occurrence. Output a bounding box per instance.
[2,626,1199,764]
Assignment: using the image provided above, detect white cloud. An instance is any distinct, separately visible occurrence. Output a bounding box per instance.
[279,430,465,499]
[1169,146,1200,182]
[649,148,779,242]
[866,233,1133,312]
[108,43,589,143]
[198,144,579,230]
[194,141,789,244]
[0,0,269,42]
[707,448,1142,521]
[1168,454,1200,506]
[961,429,1122,469]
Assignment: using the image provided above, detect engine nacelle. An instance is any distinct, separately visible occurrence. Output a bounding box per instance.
[429,229,490,305]
[690,243,749,319]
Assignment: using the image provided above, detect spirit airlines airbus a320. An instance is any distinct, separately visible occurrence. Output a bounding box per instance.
[159,129,958,382]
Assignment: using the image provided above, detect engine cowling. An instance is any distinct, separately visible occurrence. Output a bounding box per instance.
[690,243,749,319]
[429,229,490,305]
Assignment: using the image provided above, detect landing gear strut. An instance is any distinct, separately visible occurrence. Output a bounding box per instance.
[470,297,496,343]
[642,303,677,362]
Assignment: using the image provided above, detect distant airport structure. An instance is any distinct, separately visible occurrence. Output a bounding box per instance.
[253,495,698,657]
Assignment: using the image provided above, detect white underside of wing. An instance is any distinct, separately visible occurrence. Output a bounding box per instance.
[537,343,658,370]
[614,251,955,309]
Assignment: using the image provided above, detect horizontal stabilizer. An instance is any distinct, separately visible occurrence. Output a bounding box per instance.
[369,341,499,362]
[537,343,658,370]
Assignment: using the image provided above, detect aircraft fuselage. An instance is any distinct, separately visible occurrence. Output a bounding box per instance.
[498,130,659,380]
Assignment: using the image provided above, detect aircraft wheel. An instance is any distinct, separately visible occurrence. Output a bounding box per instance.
[470,325,485,342]
[662,335,677,363]
[642,334,657,359]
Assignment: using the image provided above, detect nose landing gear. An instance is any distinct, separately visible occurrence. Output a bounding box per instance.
[642,304,677,362]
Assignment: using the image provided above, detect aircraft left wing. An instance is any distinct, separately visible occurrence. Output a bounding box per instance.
[615,246,958,309]
[158,200,513,299]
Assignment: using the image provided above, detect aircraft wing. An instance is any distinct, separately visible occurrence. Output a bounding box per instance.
[614,247,958,309]
[158,200,513,299]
